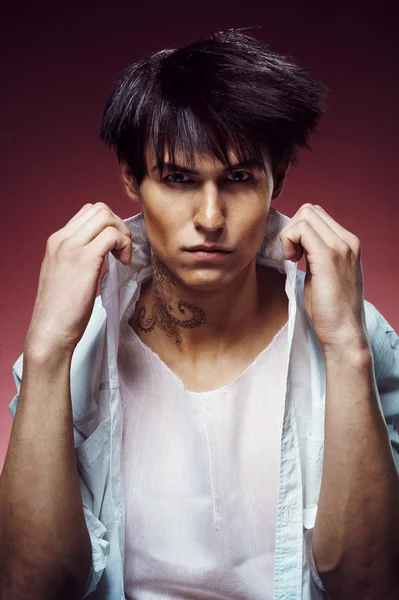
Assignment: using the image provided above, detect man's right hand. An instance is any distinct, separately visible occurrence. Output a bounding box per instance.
[25,202,133,360]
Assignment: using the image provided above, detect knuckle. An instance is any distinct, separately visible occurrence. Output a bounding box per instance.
[46,232,59,250]
[343,242,353,258]
[57,235,74,254]
[104,225,117,238]
[302,207,314,218]
[94,201,110,211]
[97,206,112,218]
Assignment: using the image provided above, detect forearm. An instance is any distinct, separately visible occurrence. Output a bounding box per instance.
[0,348,91,599]
[312,346,399,599]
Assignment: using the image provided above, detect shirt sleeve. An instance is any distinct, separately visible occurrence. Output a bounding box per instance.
[304,527,327,595]
[374,309,399,471]
[8,354,110,598]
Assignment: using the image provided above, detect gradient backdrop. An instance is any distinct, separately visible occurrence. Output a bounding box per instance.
[1,1,398,470]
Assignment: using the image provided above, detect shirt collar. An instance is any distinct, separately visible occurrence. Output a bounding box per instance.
[100,206,296,305]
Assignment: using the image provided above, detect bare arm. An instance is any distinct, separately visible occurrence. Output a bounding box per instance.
[0,202,133,599]
[313,347,399,599]
[0,347,91,600]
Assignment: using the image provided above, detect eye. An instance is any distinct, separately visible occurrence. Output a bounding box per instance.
[165,172,191,184]
[226,171,252,182]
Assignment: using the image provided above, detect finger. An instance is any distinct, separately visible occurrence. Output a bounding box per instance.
[280,219,331,262]
[65,203,94,226]
[67,208,132,249]
[313,205,360,252]
[63,202,121,235]
[85,226,133,265]
[280,206,347,258]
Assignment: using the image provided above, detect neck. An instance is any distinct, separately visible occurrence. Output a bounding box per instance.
[133,251,284,356]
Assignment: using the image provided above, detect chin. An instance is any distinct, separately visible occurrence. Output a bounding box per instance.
[176,267,243,293]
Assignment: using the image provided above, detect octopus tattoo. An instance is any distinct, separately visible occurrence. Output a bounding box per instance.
[136,251,206,345]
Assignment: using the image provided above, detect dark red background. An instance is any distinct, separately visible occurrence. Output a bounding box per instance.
[1,1,398,469]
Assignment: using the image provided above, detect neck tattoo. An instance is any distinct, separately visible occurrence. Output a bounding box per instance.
[136,250,206,345]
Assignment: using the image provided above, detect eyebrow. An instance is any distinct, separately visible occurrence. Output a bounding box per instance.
[151,158,265,175]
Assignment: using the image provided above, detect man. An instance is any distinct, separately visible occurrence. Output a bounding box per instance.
[2,29,399,600]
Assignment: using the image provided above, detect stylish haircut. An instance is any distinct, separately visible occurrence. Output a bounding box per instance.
[100,28,327,188]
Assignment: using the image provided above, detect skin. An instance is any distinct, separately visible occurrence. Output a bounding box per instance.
[120,148,399,593]
[275,203,399,596]
[120,145,289,390]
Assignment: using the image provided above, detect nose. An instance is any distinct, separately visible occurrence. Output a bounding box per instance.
[192,182,225,232]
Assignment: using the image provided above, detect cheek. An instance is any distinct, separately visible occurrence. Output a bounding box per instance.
[143,202,183,252]
[235,206,269,244]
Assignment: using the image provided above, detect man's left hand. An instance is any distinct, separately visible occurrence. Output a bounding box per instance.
[279,203,369,355]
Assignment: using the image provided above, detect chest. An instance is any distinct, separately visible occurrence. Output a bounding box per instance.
[170,326,289,393]
[129,307,287,392]
[120,344,288,599]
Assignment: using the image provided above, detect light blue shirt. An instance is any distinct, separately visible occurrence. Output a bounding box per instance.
[9,208,399,599]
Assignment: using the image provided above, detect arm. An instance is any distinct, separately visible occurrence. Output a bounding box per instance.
[0,202,132,599]
[312,341,399,599]
[0,347,92,600]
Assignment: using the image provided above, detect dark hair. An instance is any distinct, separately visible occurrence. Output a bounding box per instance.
[100,28,327,189]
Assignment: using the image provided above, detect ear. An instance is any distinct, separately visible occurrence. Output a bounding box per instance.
[271,162,290,201]
[121,161,140,202]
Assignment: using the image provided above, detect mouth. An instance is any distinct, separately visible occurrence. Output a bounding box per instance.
[185,245,233,252]
[184,248,234,261]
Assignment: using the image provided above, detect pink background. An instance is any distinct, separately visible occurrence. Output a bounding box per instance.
[1,1,398,470]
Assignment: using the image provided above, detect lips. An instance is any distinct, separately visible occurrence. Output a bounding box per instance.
[185,246,233,253]
[183,248,234,262]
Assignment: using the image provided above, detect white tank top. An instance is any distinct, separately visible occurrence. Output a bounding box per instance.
[118,283,288,600]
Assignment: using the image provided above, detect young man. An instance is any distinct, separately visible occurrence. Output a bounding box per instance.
[2,29,399,600]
